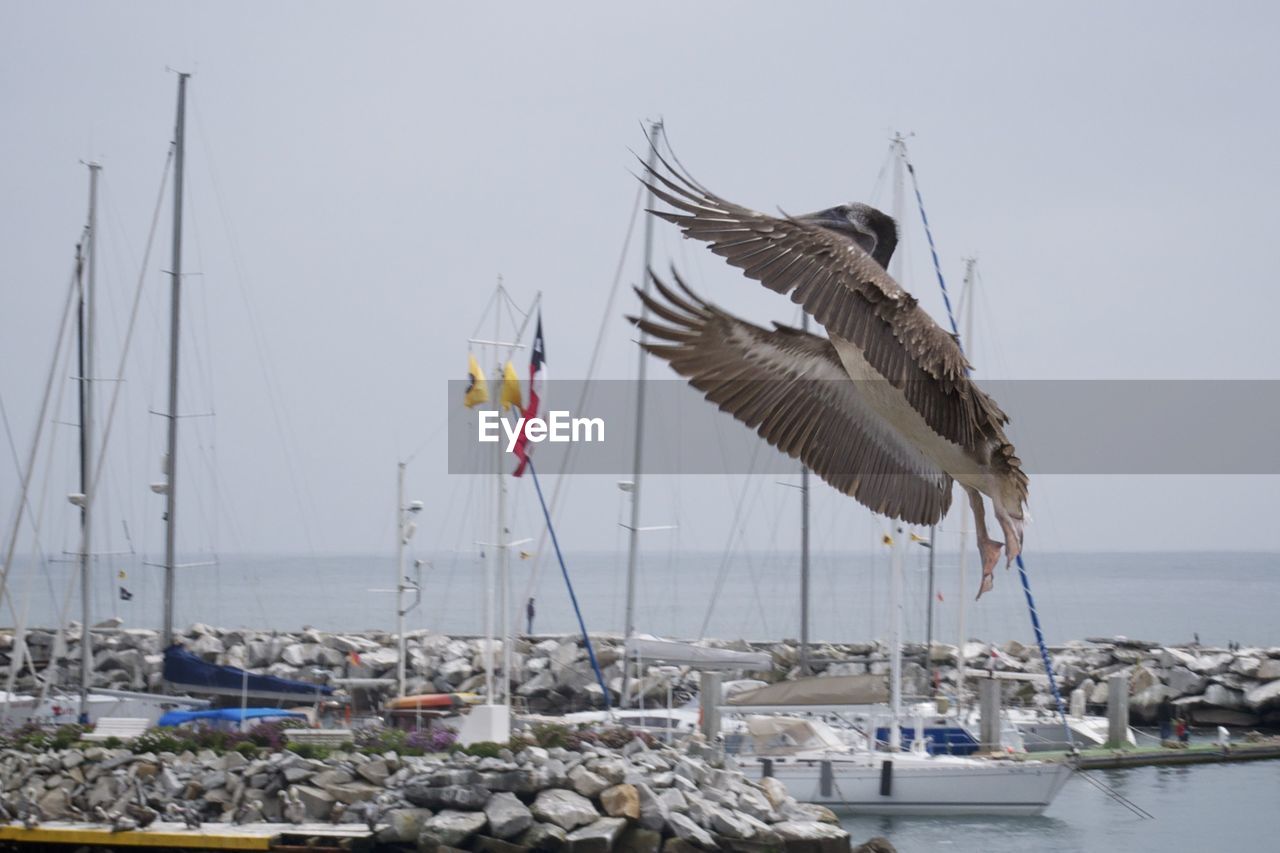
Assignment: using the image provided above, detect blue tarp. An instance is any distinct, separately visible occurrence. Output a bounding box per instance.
[163,645,334,698]
[158,707,308,727]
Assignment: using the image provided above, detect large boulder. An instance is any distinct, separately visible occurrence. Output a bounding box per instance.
[568,765,610,798]
[566,817,628,853]
[636,783,670,832]
[531,789,599,831]
[668,812,717,850]
[409,784,492,811]
[600,784,640,820]
[1245,679,1280,712]
[420,809,489,849]
[378,808,435,844]
[292,784,336,821]
[519,822,569,853]
[485,792,534,839]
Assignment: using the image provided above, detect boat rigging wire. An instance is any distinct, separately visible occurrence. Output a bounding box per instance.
[192,98,319,555]
[517,181,646,608]
[895,136,1073,749]
[0,261,80,620]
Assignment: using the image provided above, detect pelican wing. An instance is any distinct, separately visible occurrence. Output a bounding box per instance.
[632,272,953,525]
[641,150,1008,452]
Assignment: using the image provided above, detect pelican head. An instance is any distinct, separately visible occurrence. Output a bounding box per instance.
[794,203,897,270]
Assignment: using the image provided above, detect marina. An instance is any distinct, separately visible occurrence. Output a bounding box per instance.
[4,4,1280,851]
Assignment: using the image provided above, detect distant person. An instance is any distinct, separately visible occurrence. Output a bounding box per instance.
[1176,715,1190,745]
[1157,695,1175,743]
[1193,632,1200,647]
[526,597,536,635]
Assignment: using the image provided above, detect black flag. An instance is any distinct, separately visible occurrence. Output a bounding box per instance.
[119,587,133,601]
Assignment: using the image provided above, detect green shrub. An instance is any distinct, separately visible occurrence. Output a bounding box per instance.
[291,742,331,760]
[459,740,506,759]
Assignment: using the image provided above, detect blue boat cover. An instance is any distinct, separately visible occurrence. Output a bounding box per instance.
[157,707,308,727]
[163,645,334,698]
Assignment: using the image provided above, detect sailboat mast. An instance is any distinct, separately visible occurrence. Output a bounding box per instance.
[955,257,977,716]
[78,161,101,720]
[396,462,407,697]
[799,318,811,676]
[621,119,661,708]
[162,72,188,650]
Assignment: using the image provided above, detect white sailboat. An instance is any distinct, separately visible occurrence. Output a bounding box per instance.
[727,528,1072,815]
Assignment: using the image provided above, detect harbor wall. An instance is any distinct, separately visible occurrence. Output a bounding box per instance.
[3,625,1279,727]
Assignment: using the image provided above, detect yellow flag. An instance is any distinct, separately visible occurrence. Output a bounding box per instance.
[464,354,489,408]
[882,533,894,547]
[500,360,522,412]
[910,532,928,543]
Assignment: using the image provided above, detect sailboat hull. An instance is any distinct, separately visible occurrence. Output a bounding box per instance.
[742,754,1072,816]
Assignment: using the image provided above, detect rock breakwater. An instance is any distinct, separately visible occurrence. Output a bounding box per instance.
[3,625,1279,726]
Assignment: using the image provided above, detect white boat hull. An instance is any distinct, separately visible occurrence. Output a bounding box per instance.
[741,754,1073,816]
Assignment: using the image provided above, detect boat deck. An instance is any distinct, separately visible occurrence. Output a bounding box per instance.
[0,820,375,851]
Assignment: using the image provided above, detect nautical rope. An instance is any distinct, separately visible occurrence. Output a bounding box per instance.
[899,140,1073,747]
[526,457,612,710]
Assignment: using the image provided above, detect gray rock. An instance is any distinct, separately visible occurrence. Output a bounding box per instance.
[519,821,569,853]
[378,807,435,844]
[482,768,546,794]
[1256,659,1280,680]
[421,809,488,848]
[292,784,336,821]
[588,758,628,785]
[566,817,628,853]
[660,788,689,814]
[1165,667,1206,696]
[636,783,670,831]
[668,812,717,850]
[1245,679,1280,711]
[409,783,492,811]
[733,787,776,823]
[617,827,663,853]
[771,820,849,841]
[356,759,390,785]
[37,787,72,820]
[485,791,534,839]
[568,765,610,798]
[531,788,599,831]
[323,780,384,804]
[709,807,753,840]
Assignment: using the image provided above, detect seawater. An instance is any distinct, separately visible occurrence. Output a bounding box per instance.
[11,550,1278,649]
[838,761,1280,851]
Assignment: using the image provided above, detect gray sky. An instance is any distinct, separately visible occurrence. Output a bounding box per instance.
[2,0,1278,568]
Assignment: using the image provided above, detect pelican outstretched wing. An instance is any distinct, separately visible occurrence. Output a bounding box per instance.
[640,148,1010,455]
[631,271,953,525]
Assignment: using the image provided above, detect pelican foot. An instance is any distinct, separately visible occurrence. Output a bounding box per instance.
[975,538,1003,599]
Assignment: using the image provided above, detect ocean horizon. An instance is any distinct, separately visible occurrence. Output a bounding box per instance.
[6,550,1277,649]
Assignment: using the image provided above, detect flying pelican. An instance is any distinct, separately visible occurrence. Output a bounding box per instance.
[634,148,1028,596]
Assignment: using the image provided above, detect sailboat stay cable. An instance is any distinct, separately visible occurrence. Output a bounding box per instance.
[516,181,645,610]
[191,97,319,556]
[898,141,1073,746]
[0,262,81,619]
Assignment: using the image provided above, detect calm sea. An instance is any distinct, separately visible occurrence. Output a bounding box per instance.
[838,760,1280,851]
[8,550,1276,649]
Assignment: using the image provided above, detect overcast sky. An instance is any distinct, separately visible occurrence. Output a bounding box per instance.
[2,0,1278,573]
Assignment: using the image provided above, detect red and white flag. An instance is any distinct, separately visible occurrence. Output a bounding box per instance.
[512,312,545,477]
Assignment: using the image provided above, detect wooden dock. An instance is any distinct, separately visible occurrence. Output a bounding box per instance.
[0,820,375,851]
[1039,738,1280,770]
